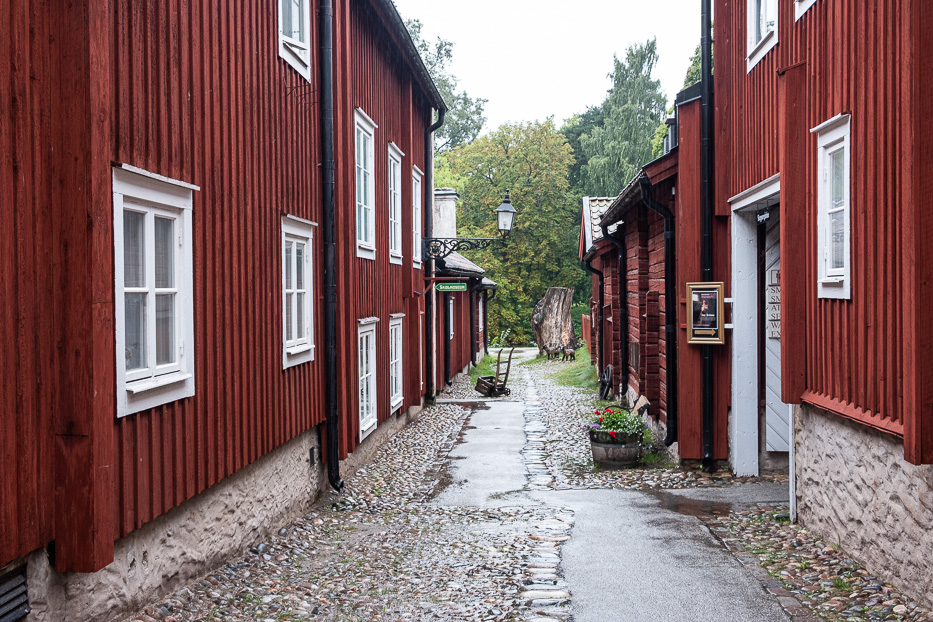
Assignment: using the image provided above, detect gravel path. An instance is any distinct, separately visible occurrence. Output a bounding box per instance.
[126,353,930,622]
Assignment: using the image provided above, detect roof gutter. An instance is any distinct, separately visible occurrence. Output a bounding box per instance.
[320,0,343,492]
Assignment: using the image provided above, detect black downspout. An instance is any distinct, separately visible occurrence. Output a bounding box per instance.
[320,0,343,492]
[444,293,452,385]
[483,291,489,355]
[640,177,679,448]
[700,0,715,468]
[424,109,446,402]
[602,223,628,402]
[583,260,605,373]
[469,281,477,366]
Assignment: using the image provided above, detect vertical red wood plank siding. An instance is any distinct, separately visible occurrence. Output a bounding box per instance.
[715,0,915,442]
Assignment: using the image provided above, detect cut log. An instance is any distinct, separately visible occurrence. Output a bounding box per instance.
[530,287,578,355]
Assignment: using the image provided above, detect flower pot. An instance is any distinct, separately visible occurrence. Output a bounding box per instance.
[588,430,641,468]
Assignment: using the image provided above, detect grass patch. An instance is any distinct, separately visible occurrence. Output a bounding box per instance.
[551,356,598,390]
[469,353,497,382]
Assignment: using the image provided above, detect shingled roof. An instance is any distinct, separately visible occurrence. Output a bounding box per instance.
[578,196,619,260]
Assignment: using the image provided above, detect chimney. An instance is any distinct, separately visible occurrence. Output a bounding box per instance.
[433,188,459,239]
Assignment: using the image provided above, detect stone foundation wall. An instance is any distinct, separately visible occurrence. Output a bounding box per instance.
[17,402,423,622]
[795,404,933,607]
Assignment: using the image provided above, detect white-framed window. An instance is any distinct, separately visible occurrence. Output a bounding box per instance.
[389,315,404,410]
[358,318,378,440]
[812,114,852,300]
[448,297,455,340]
[355,109,377,260]
[113,166,197,418]
[388,143,404,264]
[478,294,484,334]
[278,0,311,80]
[412,166,424,266]
[747,0,778,71]
[282,215,315,368]
[794,0,818,21]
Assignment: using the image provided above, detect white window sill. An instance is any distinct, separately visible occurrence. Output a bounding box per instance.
[747,29,777,72]
[360,419,377,442]
[818,276,850,300]
[389,253,403,266]
[284,343,314,369]
[287,343,313,356]
[391,397,403,411]
[413,261,422,270]
[126,372,193,395]
[357,244,376,260]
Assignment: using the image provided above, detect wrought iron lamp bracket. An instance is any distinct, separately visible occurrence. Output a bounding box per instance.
[422,237,499,260]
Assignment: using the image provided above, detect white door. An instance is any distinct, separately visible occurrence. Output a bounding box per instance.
[764,212,789,451]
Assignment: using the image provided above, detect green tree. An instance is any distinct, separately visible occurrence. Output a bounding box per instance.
[651,41,713,158]
[559,106,605,195]
[445,120,589,345]
[579,40,668,195]
[406,19,487,151]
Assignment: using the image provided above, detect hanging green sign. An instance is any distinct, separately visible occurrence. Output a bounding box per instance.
[436,282,467,292]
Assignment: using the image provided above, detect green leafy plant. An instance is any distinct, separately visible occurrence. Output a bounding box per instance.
[489,328,510,349]
[583,406,646,440]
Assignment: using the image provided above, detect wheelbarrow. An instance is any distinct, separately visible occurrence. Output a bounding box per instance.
[475,347,515,397]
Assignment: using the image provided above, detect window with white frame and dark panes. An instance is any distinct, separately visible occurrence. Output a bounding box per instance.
[358,321,378,439]
[355,109,377,259]
[747,0,777,70]
[389,317,403,410]
[282,216,315,368]
[413,167,423,265]
[388,143,404,264]
[113,166,197,418]
[813,114,851,300]
[279,0,311,79]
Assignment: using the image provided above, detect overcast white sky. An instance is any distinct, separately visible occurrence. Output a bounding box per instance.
[391,0,702,133]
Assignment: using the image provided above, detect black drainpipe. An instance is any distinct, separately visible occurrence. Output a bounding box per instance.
[640,176,679,447]
[700,0,714,468]
[582,259,605,373]
[424,109,446,402]
[483,291,490,355]
[601,222,628,402]
[320,0,343,492]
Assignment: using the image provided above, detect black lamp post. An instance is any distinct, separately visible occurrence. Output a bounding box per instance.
[422,189,516,260]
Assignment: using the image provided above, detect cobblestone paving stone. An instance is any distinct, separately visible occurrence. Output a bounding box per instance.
[705,505,933,622]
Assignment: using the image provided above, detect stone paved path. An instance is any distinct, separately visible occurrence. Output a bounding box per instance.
[126,349,932,622]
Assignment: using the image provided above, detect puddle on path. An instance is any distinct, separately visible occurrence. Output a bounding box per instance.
[645,490,736,518]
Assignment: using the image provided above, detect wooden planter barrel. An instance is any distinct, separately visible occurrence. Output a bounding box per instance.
[588,430,641,467]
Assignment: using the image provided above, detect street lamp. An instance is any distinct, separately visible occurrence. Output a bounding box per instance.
[422,189,517,260]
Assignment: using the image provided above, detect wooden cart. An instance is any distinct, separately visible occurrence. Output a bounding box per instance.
[474,347,515,397]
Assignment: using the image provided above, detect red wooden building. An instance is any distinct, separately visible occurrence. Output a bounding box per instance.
[0,0,445,618]
[713,0,933,602]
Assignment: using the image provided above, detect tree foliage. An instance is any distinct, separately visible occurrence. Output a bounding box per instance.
[406,19,487,151]
[445,120,589,345]
[559,106,604,195]
[577,40,668,196]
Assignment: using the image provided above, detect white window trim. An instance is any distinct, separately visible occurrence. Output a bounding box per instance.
[448,297,455,340]
[355,109,377,260]
[794,0,818,21]
[388,142,405,265]
[747,0,778,72]
[278,0,312,80]
[389,317,404,410]
[113,166,197,418]
[478,295,484,334]
[282,215,315,369]
[812,114,852,300]
[358,322,377,441]
[412,166,424,268]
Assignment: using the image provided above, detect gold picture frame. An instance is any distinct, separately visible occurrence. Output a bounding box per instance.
[686,282,725,345]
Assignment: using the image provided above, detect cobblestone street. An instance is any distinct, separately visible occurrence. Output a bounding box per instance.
[127,352,933,622]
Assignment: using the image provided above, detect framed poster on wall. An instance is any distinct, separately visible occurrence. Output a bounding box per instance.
[686,282,725,345]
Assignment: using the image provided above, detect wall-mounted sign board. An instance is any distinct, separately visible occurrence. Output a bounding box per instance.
[686,281,725,345]
[436,282,467,292]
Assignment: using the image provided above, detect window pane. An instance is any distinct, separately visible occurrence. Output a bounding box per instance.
[297,293,305,339]
[124,210,146,288]
[125,293,147,370]
[156,293,175,366]
[831,211,845,270]
[155,216,174,289]
[296,242,304,289]
[286,293,293,341]
[293,0,304,41]
[831,149,845,208]
[285,241,293,288]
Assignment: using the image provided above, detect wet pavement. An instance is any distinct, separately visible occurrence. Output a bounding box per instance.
[126,350,932,622]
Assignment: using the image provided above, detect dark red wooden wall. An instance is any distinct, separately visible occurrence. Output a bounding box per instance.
[715,0,926,458]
